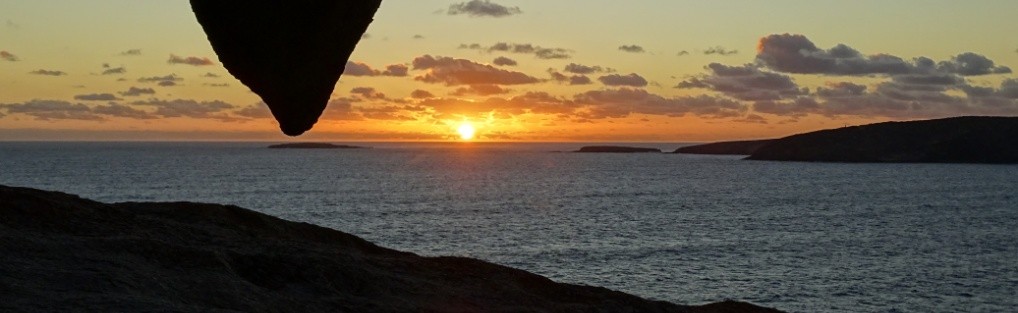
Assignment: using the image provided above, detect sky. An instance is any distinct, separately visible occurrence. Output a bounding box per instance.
[2,0,1018,142]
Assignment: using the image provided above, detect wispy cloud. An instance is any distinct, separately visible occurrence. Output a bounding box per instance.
[412,55,541,85]
[119,49,142,56]
[167,54,214,66]
[118,87,156,97]
[598,73,648,87]
[447,0,522,17]
[460,42,572,59]
[703,46,738,56]
[618,45,645,53]
[29,69,67,76]
[1,51,19,62]
[74,93,122,101]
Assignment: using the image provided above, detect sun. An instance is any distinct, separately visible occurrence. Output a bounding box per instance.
[457,123,476,140]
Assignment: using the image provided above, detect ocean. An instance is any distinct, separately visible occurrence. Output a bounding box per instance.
[1,142,1015,313]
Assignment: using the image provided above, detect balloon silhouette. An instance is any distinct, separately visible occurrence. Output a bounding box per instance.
[190,1,383,136]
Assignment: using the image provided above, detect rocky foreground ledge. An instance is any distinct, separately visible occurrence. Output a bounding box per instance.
[0,185,780,313]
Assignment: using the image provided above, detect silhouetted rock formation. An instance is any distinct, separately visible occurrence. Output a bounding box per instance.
[674,140,775,155]
[747,116,1018,163]
[575,146,662,153]
[0,185,782,313]
[268,142,365,149]
[190,1,382,136]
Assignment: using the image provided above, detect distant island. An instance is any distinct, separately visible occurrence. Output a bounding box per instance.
[673,140,775,155]
[268,142,366,149]
[0,185,780,313]
[575,146,662,153]
[745,116,1018,163]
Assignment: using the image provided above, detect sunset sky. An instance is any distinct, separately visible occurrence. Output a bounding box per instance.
[2,0,1018,141]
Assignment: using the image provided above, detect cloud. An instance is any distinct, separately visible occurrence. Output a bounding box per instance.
[118,87,157,97]
[204,83,230,87]
[751,98,821,117]
[382,64,409,77]
[74,93,122,101]
[732,113,768,124]
[493,56,517,66]
[756,34,1011,76]
[1,51,19,61]
[549,70,593,85]
[320,98,364,121]
[167,54,214,66]
[102,67,126,75]
[412,55,541,85]
[704,46,738,56]
[598,73,648,87]
[564,63,610,74]
[618,45,645,53]
[233,103,273,119]
[357,104,421,121]
[138,74,183,84]
[451,84,511,96]
[0,100,101,121]
[676,63,806,101]
[158,81,178,87]
[938,53,1013,76]
[751,77,1018,119]
[344,61,378,76]
[447,0,522,17]
[410,89,435,99]
[29,69,67,76]
[91,103,157,119]
[344,61,409,77]
[677,50,690,56]
[202,72,220,78]
[6,19,19,29]
[131,98,238,121]
[462,42,573,59]
[413,34,425,39]
[574,88,746,119]
[119,49,142,56]
[350,87,388,100]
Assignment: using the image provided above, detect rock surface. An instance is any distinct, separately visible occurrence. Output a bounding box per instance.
[747,116,1018,163]
[673,140,775,155]
[575,146,662,153]
[268,142,366,149]
[190,0,382,136]
[0,185,782,313]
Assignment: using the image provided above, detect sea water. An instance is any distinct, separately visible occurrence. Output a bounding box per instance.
[1,142,1016,313]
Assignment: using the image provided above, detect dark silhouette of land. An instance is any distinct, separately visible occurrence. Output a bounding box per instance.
[576,146,662,153]
[674,140,775,155]
[268,142,366,149]
[0,185,780,313]
[746,116,1018,163]
[190,1,382,136]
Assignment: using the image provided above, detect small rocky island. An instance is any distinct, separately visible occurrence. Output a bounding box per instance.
[0,185,781,313]
[746,116,1018,163]
[673,140,775,155]
[268,142,366,149]
[575,146,662,153]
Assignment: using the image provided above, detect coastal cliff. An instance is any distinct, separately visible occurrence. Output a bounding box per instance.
[0,185,780,313]
[746,116,1018,163]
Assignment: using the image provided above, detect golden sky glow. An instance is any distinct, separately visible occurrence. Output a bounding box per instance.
[2,1,1018,141]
